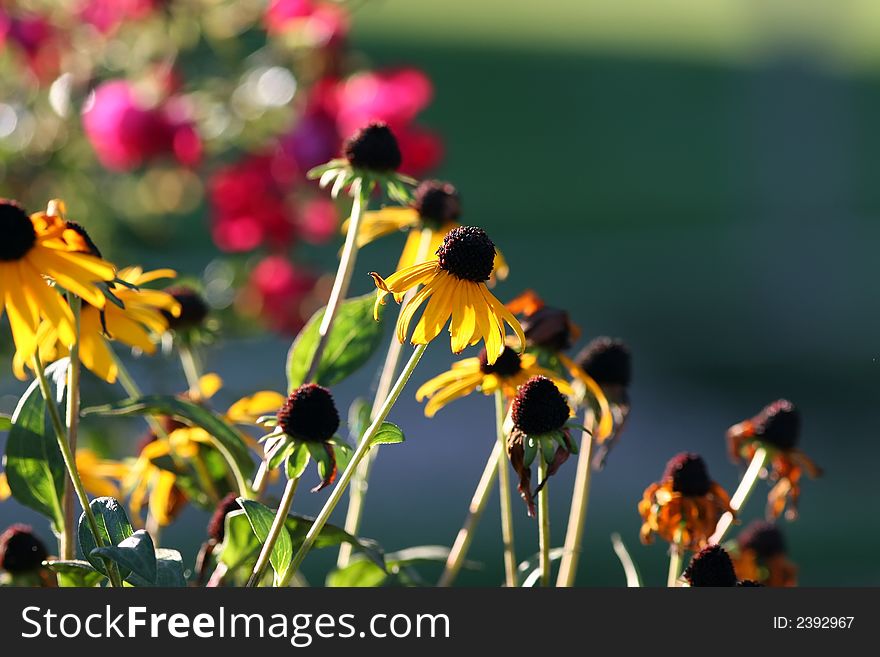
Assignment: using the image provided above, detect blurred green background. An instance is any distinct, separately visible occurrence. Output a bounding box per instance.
[3,0,879,586]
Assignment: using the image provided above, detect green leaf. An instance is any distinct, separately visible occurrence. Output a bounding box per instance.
[285,443,310,480]
[367,421,405,448]
[239,499,293,585]
[92,529,157,585]
[4,377,65,529]
[523,436,538,467]
[285,515,385,570]
[82,395,254,479]
[126,549,186,587]
[286,293,386,390]
[44,560,105,588]
[78,497,134,575]
[326,559,389,588]
[218,510,261,573]
[0,414,11,432]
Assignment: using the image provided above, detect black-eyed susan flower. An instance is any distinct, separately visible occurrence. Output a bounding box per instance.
[726,399,821,520]
[0,524,48,575]
[732,520,797,587]
[13,266,181,383]
[257,384,347,492]
[576,337,632,468]
[344,179,509,279]
[161,285,210,332]
[0,199,116,365]
[125,428,194,527]
[683,544,738,587]
[639,452,733,551]
[415,345,572,418]
[75,449,129,499]
[308,122,414,202]
[371,226,525,364]
[506,376,582,517]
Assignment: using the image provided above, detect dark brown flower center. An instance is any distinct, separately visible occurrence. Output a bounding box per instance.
[577,337,632,387]
[737,521,787,558]
[479,346,522,378]
[413,180,461,229]
[162,286,209,330]
[664,452,711,496]
[684,545,738,587]
[0,200,36,262]
[752,399,799,450]
[521,306,572,351]
[343,122,402,172]
[436,225,495,282]
[0,524,48,574]
[511,376,570,435]
[276,383,340,443]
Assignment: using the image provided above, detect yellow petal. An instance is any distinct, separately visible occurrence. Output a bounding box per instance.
[227,391,287,424]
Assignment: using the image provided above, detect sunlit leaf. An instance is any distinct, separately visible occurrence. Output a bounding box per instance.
[78,497,134,576]
[368,422,405,447]
[92,529,157,586]
[44,560,105,588]
[239,499,293,585]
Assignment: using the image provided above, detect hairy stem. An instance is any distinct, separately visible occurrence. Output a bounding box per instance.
[537,456,551,587]
[337,228,433,567]
[495,390,517,587]
[278,343,427,587]
[246,477,300,587]
[556,408,597,587]
[710,447,768,544]
[61,296,82,560]
[437,442,501,587]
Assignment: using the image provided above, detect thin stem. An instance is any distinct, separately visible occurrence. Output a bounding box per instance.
[278,343,427,587]
[338,227,433,568]
[610,533,642,587]
[495,390,517,587]
[178,343,204,400]
[710,447,768,544]
[667,545,683,587]
[304,181,368,383]
[437,442,501,587]
[246,477,300,587]
[61,296,82,560]
[253,183,371,501]
[556,408,598,587]
[32,355,123,588]
[537,456,551,587]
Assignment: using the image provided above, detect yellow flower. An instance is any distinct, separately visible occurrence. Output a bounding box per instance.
[76,449,129,498]
[371,226,524,364]
[416,345,572,417]
[13,266,181,383]
[345,180,509,278]
[0,199,116,365]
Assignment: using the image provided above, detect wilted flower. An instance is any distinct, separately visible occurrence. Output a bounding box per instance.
[82,80,201,171]
[371,226,525,363]
[727,400,821,520]
[0,524,48,575]
[639,452,733,551]
[732,521,797,587]
[506,376,580,516]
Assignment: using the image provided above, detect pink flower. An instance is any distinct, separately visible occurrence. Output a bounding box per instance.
[209,155,297,252]
[298,197,338,244]
[248,255,318,333]
[264,0,349,47]
[82,80,201,171]
[77,0,157,35]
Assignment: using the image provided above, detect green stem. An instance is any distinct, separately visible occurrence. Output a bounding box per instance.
[537,456,551,587]
[337,227,434,568]
[710,447,768,544]
[32,355,123,588]
[556,408,597,587]
[252,182,370,501]
[667,544,683,587]
[495,390,517,587]
[437,441,501,587]
[246,476,300,587]
[61,296,82,560]
[277,343,427,587]
[178,343,203,400]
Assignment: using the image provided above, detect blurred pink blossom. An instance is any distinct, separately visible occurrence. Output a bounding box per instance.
[264,0,349,47]
[77,0,157,35]
[209,155,297,253]
[82,80,201,171]
[248,255,318,333]
[298,197,338,244]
